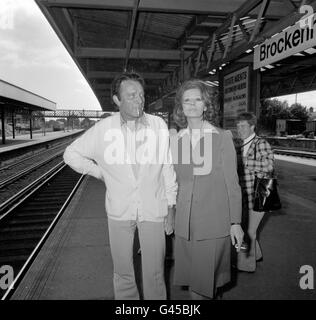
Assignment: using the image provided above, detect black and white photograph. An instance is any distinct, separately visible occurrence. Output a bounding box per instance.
[0,0,315,312]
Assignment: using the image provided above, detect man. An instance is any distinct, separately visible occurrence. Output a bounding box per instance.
[63,72,177,299]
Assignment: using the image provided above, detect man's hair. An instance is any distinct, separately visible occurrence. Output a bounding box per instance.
[111,71,145,101]
[173,79,215,128]
[236,112,257,127]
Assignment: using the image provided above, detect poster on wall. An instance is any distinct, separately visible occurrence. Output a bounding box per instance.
[223,66,249,130]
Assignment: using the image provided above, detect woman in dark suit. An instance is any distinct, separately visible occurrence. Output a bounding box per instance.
[172,79,244,299]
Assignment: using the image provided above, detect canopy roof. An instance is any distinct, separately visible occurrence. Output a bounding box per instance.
[0,79,56,113]
[35,0,316,112]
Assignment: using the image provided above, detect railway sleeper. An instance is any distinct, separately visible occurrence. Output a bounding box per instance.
[0,224,49,232]
[0,239,40,252]
[0,231,44,241]
[6,217,54,226]
[14,212,57,218]
[15,206,63,213]
[0,255,29,265]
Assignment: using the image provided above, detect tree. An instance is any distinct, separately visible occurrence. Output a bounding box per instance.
[289,103,309,122]
[80,117,96,129]
[56,118,67,124]
[259,99,291,132]
[66,115,80,129]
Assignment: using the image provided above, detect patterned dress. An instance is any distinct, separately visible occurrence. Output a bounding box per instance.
[237,136,274,212]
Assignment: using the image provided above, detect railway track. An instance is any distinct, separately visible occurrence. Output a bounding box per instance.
[0,141,71,182]
[0,153,66,205]
[273,148,316,159]
[0,163,83,300]
[0,130,84,165]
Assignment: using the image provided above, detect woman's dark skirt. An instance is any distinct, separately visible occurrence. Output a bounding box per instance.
[173,235,231,298]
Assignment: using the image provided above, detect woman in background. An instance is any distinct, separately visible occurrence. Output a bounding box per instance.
[172,79,244,299]
[235,112,275,272]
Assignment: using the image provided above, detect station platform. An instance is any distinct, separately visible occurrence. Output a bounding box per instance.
[0,129,83,154]
[9,156,316,300]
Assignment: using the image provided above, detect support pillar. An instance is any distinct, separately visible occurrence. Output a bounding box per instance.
[180,47,184,83]
[218,68,224,128]
[43,117,46,136]
[248,68,261,115]
[12,111,15,139]
[67,111,70,131]
[1,109,5,144]
[29,111,33,139]
[167,104,171,129]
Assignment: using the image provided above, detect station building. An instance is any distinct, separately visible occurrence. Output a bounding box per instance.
[0,79,56,144]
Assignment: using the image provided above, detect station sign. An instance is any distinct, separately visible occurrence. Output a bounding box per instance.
[223,66,249,130]
[254,13,316,69]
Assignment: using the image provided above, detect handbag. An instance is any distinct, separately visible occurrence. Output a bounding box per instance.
[253,141,282,212]
[253,175,282,211]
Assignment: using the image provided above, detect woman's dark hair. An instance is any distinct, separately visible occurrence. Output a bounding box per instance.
[173,79,218,128]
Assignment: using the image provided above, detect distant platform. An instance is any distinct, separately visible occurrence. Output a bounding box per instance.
[0,130,84,154]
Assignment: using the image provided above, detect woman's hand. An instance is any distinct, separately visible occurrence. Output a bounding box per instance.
[230,224,244,252]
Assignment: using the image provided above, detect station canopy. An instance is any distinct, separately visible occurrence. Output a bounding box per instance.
[35,0,316,112]
[0,79,56,114]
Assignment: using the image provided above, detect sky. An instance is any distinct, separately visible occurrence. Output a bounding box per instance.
[1,0,316,112]
[272,92,316,111]
[0,0,101,110]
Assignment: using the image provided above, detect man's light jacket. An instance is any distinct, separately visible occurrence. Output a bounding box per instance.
[63,112,178,222]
